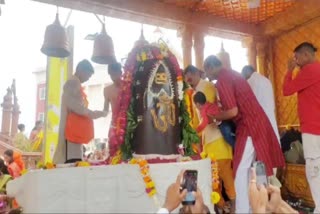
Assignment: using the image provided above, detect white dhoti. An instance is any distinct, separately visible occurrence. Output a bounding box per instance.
[235,137,256,214]
[66,141,83,160]
[302,133,320,213]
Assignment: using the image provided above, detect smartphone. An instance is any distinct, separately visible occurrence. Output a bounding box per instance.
[181,170,198,205]
[252,161,268,187]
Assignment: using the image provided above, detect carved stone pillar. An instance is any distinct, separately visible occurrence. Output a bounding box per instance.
[10,79,20,137]
[1,88,12,136]
[242,36,257,69]
[193,30,205,70]
[179,25,193,68]
[11,99,20,137]
[256,41,268,76]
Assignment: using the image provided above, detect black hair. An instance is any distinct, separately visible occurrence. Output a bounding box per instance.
[242,65,255,73]
[294,42,317,53]
[204,55,222,69]
[0,159,9,175]
[17,124,25,131]
[4,149,13,159]
[76,59,94,74]
[32,120,43,131]
[193,91,207,105]
[184,65,200,75]
[108,62,122,74]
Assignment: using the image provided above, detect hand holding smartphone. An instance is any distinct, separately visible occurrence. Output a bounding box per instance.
[252,161,268,187]
[181,170,198,205]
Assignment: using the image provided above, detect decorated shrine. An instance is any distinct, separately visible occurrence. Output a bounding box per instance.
[1,0,319,213]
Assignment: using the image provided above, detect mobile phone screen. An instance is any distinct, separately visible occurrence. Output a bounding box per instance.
[181,170,198,205]
[253,161,268,187]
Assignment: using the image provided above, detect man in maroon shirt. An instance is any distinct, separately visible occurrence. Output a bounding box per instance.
[203,55,284,213]
[283,42,320,213]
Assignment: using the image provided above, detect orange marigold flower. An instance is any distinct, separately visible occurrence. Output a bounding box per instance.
[213,182,219,190]
[140,167,149,175]
[138,160,148,167]
[143,176,152,183]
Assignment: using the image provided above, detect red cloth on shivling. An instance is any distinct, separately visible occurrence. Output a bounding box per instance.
[216,68,285,176]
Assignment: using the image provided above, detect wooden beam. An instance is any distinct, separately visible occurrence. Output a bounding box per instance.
[33,0,261,39]
[261,0,320,36]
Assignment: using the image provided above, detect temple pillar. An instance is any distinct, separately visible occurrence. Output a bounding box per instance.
[193,30,205,70]
[10,79,20,137]
[217,42,231,70]
[179,25,193,68]
[1,88,12,136]
[242,36,257,69]
[256,41,268,76]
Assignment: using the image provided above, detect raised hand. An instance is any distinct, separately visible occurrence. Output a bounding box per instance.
[163,170,187,212]
[249,168,268,213]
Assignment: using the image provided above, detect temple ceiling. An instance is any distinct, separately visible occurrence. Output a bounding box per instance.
[33,0,320,39]
[158,0,296,24]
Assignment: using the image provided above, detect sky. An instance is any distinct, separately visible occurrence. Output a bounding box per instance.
[0,0,248,134]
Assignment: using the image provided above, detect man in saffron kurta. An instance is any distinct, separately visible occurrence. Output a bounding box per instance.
[204,55,284,213]
[53,60,106,164]
[283,42,320,213]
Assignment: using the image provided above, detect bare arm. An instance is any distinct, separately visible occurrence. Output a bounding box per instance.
[103,88,110,114]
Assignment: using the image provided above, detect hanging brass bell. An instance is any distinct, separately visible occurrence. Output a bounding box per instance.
[41,13,70,58]
[91,24,116,64]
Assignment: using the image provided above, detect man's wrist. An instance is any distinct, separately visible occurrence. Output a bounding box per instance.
[157,207,169,214]
[163,202,175,213]
[275,200,298,214]
[252,208,266,213]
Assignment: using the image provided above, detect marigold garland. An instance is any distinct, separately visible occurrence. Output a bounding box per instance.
[129,158,157,197]
[200,152,220,204]
[108,42,195,162]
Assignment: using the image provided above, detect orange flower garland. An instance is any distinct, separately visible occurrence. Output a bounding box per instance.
[200,152,221,204]
[129,158,157,197]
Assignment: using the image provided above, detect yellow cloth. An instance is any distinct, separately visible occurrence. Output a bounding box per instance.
[204,134,233,160]
[13,132,31,152]
[32,131,44,152]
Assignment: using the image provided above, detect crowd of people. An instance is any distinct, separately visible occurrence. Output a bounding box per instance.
[6,40,319,213]
[0,149,25,213]
[173,41,320,213]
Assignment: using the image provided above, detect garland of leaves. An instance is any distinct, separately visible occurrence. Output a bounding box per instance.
[180,81,200,156]
[121,96,137,160]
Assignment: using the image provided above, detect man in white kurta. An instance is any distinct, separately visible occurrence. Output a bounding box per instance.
[242,65,280,141]
[242,65,282,187]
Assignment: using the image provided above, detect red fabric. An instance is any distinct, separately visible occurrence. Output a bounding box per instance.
[216,69,285,176]
[8,152,25,178]
[196,102,219,133]
[283,62,320,134]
